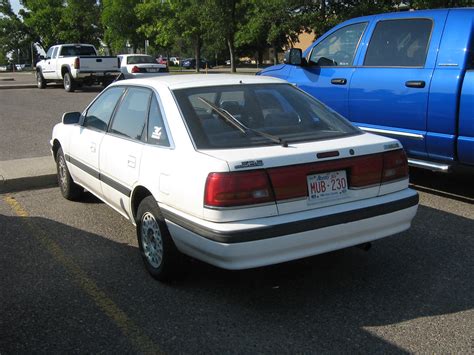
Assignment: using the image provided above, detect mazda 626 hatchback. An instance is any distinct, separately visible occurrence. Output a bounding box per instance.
[51,74,419,281]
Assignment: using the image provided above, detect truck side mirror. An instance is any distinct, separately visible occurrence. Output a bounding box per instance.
[284,48,303,66]
[40,55,45,60]
[62,111,81,125]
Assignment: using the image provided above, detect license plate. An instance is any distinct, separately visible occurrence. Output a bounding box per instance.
[147,68,158,72]
[307,170,348,202]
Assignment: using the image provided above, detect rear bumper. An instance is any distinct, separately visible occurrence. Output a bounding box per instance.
[75,71,120,80]
[162,189,419,270]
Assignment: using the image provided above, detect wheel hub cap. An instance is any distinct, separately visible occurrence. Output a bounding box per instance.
[141,212,163,268]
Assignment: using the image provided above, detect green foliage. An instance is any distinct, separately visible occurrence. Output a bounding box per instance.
[102,0,144,54]
[20,0,101,50]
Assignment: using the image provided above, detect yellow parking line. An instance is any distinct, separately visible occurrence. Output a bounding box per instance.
[3,195,163,354]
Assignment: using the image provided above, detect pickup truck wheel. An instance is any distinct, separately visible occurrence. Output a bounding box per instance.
[56,147,82,200]
[36,70,46,89]
[63,72,76,92]
[136,196,184,281]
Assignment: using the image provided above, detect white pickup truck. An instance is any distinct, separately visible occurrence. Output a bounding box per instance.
[36,44,120,92]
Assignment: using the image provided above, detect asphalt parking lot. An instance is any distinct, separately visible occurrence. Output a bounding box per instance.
[0,81,473,353]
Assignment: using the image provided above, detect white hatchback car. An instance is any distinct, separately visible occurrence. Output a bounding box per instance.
[117,54,168,78]
[51,74,418,281]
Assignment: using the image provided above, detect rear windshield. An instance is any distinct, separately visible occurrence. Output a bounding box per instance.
[126,55,156,64]
[60,45,96,57]
[173,83,360,149]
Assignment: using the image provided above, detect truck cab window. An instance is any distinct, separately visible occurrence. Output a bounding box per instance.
[364,19,432,67]
[46,47,53,59]
[309,22,367,67]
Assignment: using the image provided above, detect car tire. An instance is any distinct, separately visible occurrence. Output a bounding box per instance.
[56,147,82,200]
[63,72,76,92]
[36,70,46,89]
[136,196,184,281]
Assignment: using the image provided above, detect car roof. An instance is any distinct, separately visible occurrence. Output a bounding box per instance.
[113,74,288,90]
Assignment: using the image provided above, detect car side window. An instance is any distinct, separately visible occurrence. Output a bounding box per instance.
[147,95,170,146]
[46,47,53,59]
[110,87,151,141]
[83,87,125,132]
[364,19,432,67]
[309,22,367,66]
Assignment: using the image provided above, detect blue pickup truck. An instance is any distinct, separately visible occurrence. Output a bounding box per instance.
[259,8,474,172]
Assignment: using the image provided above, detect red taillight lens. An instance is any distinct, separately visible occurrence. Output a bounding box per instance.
[204,171,274,207]
[382,149,408,182]
[350,154,384,188]
[131,66,140,73]
[74,58,80,69]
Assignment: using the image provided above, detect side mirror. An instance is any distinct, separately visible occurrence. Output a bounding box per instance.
[284,48,303,66]
[62,111,81,125]
[39,55,45,60]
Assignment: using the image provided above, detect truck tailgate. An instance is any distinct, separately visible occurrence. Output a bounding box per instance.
[78,56,119,72]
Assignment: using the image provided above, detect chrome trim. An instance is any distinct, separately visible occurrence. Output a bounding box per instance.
[438,63,458,67]
[408,158,451,173]
[360,127,424,140]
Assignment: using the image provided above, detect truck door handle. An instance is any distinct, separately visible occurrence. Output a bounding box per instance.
[127,156,136,168]
[90,142,96,153]
[405,80,425,88]
[331,78,347,85]
[96,58,102,62]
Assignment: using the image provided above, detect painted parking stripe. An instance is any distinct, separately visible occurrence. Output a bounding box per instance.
[3,195,163,354]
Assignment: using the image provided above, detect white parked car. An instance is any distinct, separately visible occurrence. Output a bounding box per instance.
[117,54,168,78]
[51,74,418,281]
[169,56,180,66]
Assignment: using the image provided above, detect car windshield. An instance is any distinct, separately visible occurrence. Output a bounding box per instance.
[60,45,96,57]
[173,83,361,149]
[127,55,156,64]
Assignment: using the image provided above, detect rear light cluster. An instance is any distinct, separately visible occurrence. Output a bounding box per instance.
[131,66,143,73]
[73,58,80,69]
[204,149,408,208]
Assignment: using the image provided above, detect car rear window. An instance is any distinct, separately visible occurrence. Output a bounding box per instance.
[173,84,360,149]
[126,55,156,64]
[60,45,97,57]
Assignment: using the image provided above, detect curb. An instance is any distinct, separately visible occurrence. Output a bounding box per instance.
[0,156,57,194]
[0,84,37,90]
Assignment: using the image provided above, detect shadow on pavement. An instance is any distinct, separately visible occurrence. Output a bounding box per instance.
[409,167,474,203]
[1,202,472,353]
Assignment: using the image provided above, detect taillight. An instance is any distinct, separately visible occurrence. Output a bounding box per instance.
[204,171,274,207]
[131,66,140,73]
[74,58,80,69]
[350,154,383,188]
[382,149,408,183]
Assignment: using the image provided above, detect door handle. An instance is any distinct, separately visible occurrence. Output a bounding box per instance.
[331,78,347,85]
[405,80,425,88]
[128,156,136,168]
[90,142,96,153]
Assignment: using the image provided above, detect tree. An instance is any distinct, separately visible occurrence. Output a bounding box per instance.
[136,0,207,72]
[203,0,248,72]
[0,0,36,65]
[101,0,144,54]
[20,0,102,50]
[237,0,309,65]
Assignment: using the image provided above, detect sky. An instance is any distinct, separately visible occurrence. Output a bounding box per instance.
[11,0,22,14]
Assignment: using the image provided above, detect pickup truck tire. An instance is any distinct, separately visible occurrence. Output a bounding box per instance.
[136,196,185,282]
[36,70,46,89]
[63,72,76,92]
